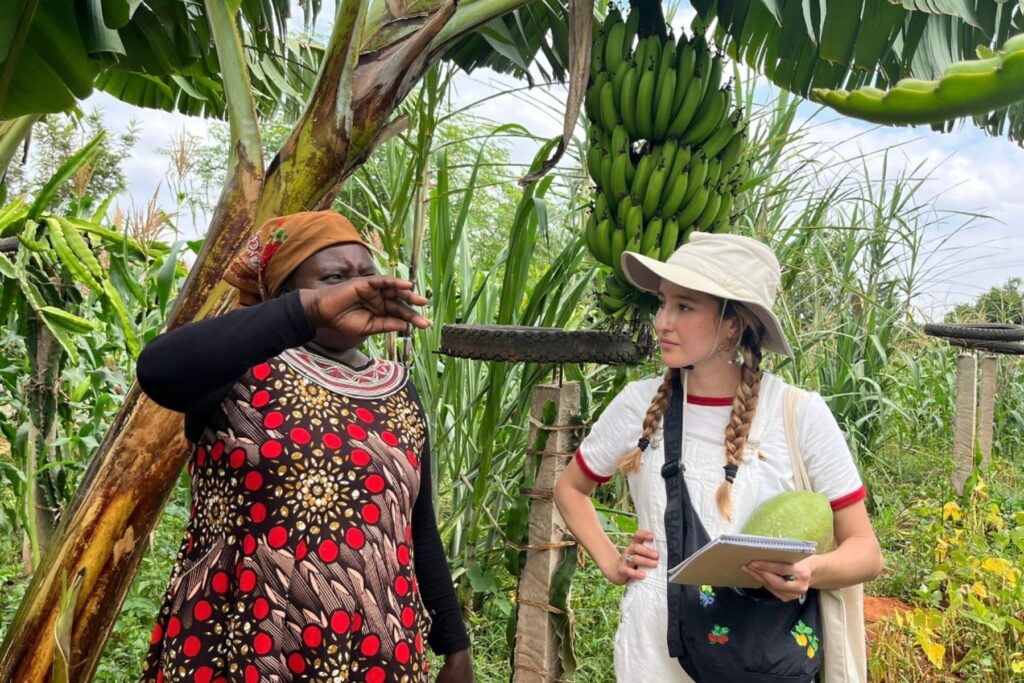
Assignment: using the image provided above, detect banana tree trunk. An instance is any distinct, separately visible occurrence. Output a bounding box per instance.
[0,0,535,679]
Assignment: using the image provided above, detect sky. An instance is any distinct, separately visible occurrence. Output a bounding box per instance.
[71,6,1022,321]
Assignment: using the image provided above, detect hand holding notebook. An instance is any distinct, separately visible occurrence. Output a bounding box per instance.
[668,533,816,588]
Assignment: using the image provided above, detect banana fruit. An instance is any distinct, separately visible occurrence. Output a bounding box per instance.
[583,10,751,318]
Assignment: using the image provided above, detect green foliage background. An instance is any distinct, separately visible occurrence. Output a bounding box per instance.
[1,76,1022,681]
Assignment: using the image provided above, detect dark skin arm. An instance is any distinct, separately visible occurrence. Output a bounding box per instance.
[437,649,473,682]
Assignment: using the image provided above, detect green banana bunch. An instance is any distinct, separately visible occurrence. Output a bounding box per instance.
[584,9,755,320]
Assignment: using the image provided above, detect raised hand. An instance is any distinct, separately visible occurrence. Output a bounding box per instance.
[300,276,430,347]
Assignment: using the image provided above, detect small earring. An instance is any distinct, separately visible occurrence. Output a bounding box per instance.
[715,341,741,365]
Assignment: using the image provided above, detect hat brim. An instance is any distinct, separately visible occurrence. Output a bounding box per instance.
[622,251,794,357]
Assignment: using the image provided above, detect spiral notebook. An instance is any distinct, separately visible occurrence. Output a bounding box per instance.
[668,534,817,588]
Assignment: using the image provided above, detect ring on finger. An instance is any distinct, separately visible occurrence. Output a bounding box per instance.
[623,553,633,566]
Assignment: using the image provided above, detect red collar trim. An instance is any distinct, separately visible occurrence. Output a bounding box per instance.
[686,394,733,407]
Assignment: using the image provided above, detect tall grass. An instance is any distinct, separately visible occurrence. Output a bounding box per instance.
[338,65,606,602]
[731,89,993,469]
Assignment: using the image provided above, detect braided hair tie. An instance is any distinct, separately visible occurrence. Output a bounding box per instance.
[637,437,650,452]
[723,463,739,483]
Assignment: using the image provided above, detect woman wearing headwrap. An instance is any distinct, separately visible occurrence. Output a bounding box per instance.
[136,212,473,682]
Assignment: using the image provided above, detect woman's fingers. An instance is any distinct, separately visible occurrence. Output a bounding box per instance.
[742,564,808,601]
[622,564,647,581]
[363,275,414,291]
[626,543,659,567]
[628,530,659,565]
[314,278,430,335]
[354,280,430,317]
[381,298,431,329]
[393,286,430,307]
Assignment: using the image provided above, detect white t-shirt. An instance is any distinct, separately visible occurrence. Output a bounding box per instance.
[576,372,866,534]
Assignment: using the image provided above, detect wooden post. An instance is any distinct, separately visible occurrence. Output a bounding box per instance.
[513,381,579,683]
[977,354,998,473]
[952,352,977,496]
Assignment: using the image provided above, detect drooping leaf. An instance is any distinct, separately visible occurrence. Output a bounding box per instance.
[442,0,571,84]
[698,0,1024,144]
[812,33,1024,126]
[1,0,103,117]
[76,0,126,60]
[155,240,185,313]
[892,0,981,29]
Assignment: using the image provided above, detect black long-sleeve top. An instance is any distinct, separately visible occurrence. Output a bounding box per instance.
[136,292,470,655]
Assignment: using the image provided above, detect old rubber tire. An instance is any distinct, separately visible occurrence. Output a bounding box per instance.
[923,323,1024,342]
[438,324,643,364]
[945,339,1024,355]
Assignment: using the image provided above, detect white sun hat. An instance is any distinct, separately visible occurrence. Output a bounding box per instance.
[620,232,794,357]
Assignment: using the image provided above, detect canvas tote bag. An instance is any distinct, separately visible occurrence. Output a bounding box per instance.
[783,386,868,683]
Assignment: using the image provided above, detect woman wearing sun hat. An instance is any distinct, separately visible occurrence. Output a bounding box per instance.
[555,233,883,681]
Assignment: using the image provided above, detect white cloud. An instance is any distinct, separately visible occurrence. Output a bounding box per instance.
[731,82,1023,316]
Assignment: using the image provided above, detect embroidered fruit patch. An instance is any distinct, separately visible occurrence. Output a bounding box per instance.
[707,625,730,645]
[790,620,819,659]
[698,585,716,607]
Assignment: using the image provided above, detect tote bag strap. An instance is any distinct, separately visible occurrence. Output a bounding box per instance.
[781,384,867,683]
[783,385,812,492]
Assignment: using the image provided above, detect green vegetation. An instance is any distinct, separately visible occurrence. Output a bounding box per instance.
[1,41,1022,683]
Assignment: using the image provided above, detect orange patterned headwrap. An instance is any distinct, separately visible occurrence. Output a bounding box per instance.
[225,211,367,306]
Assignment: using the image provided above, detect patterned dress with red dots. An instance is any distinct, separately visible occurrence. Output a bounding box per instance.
[136,293,468,683]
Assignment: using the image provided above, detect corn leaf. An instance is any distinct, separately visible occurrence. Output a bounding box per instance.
[27,133,105,219]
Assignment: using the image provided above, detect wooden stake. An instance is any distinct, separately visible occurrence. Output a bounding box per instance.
[977,355,997,474]
[513,381,579,683]
[952,352,977,496]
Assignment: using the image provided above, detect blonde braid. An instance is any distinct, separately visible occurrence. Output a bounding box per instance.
[619,368,678,474]
[715,316,764,522]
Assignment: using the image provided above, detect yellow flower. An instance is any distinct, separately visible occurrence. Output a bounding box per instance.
[942,501,962,522]
[969,581,987,599]
[1011,656,1024,674]
[973,477,989,500]
[982,557,1020,586]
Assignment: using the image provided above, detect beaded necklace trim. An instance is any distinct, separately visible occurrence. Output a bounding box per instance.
[280,347,408,399]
